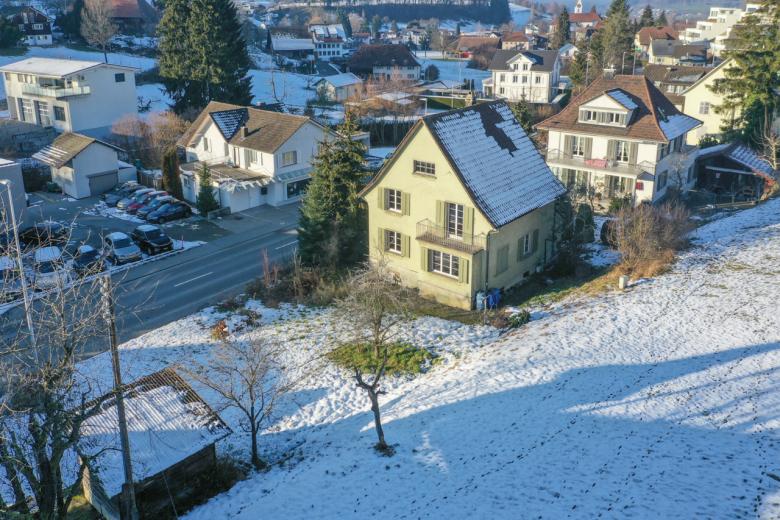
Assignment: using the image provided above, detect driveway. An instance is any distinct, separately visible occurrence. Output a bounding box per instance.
[209,202,300,236]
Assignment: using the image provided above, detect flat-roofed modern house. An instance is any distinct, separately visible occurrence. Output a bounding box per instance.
[0,58,138,137]
[177,101,339,213]
[483,49,560,104]
[361,101,566,310]
[537,75,702,208]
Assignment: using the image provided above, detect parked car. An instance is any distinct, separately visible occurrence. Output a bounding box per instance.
[126,190,167,215]
[0,255,28,302]
[104,232,142,265]
[32,246,72,290]
[130,224,174,255]
[116,188,154,211]
[136,195,174,220]
[104,182,143,207]
[72,244,105,276]
[19,221,69,248]
[147,202,192,223]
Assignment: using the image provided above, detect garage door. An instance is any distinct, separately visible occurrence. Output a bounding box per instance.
[88,171,118,196]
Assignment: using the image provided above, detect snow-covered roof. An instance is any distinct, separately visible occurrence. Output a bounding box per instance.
[210,108,249,141]
[34,246,61,262]
[657,110,702,140]
[271,36,314,51]
[0,57,136,76]
[309,23,346,42]
[316,72,363,88]
[33,132,122,168]
[699,143,777,177]
[423,101,566,228]
[80,368,231,498]
[107,231,130,240]
[606,89,638,110]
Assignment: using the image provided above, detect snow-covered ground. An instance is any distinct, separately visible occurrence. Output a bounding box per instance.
[71,197,780,518]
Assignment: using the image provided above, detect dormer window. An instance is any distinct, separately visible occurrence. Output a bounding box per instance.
[578,109,627,126]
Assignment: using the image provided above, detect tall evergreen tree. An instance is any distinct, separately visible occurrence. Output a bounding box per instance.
[196,164,220,215]
[161,147,183,200]
[568,45,590,88]
[298,115,367,270]
[601,0,633,71]
[510,99,534,134]
[711,0,779,146]
[338,11,352,38]
[639,5,654,27]
[552,7,571,49]
[488,0,510,25]
[0,17,25,48]
[158,0,199,114]
[656,10,668,25]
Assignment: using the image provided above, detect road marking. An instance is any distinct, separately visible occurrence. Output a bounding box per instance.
[173,271,213,287]
[275,240,298,250]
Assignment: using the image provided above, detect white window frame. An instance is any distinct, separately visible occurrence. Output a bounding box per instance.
[386,188,402,212]
[430,250,459,278]
[571,135,585,157]
[384,230,402,254]
[413,160,435,176]
[202,137,210,152]
[522,233,531,255]
[615,141,630,163]
[699,101,710,115]
[446,202,464,239]
[281,150,298,167]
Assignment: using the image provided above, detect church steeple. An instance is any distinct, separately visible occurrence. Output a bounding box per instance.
[574,0,583,13]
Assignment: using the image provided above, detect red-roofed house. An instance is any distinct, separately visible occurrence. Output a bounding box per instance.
[634,26,678,57]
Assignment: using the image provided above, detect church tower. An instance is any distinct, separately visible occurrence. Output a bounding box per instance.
[574,0,583,13]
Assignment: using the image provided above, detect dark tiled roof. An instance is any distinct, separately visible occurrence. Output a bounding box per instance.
[454,36,501,51]
[636,26,678,46]
[643,64,708,85]
[347,44,419,73]
[536,74,701,142]
[569,8,601,23]
[651,40,707,59]
[489,49,558,72]
[178,101,318,153]
[502,31,528,42]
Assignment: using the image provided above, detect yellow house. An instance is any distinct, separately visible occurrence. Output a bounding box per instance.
[360,101,566,310]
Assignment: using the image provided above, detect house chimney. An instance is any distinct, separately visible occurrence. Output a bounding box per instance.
[603,67,616,79]
[241,126,249,138]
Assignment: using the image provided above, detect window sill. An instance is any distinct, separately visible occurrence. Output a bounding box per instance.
[385,208,403,215]
[412,171,436,178]
[385,249,403,256]
[430,270,459,281]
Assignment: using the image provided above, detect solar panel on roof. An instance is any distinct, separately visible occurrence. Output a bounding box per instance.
[210,109,249,140]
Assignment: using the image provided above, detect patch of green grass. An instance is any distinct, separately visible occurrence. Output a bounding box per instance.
[410,297,483,325]
[327,342,438,376]
[502,268,610,308]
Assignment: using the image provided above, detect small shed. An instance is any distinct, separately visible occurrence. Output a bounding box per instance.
[694,143,778,201]
[33,132,136,199]
[314,73,363,102]
[80,368,231,520]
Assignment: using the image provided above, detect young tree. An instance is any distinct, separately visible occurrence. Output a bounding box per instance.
[0,17,25,48]
[568,45,590,89]
[655,10,668,26]
[80,0,117,62]
[639,5,654,27]
[711,0,779,148]
[510,98,534,135]
[551,7,571,49]
[424,64,440,81]
[600,0,633,71]
[181,337,287,469]
[162,147,183,199]
[298,114,367,270]
[196,164,219,215]
[56,0,84,40]
[333,261,412,453]
[370,15,382,37]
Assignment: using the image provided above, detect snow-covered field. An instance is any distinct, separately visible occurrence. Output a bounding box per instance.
[72,197,780,519]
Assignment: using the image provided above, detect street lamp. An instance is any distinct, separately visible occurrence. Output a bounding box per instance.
[0,179,36,350]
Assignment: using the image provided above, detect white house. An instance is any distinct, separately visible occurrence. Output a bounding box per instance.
[309,24,346,61]
[483,50,560,104]
[32,133,136,199]
[314,73,363,102]
[177,101,339,213]
[0,159,28,231]
[537,75,702,207]
[0,58,138,137]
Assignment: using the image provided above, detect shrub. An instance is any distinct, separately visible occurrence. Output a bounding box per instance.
[608,194,633,214]
[327,342,437,376]
[508,309,531,328]
[575,203,595,243]
[211,320,229,341]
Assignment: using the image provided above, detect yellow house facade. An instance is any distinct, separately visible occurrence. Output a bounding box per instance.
[361,101,566,310]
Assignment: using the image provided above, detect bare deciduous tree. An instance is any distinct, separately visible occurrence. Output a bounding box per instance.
[760,128,780,172]
[110,112,188,168]
[80,0,117,62]
[334,261,412,454]
[181,337,287,470]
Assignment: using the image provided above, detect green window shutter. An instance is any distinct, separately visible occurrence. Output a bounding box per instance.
[420,246,429,270]
[532,229,539,253]
[517,238,523,261]
[464,206,474,238]
[629,142,639,165]
[584,137,593,159]
[402,234,410,257]
[563,135,573,155]
[435,200,445,227]
[377,227,385,251]
[607,140,616,160]
[377,188,385,210]
[402,191,411,216]
[458,257,470,284]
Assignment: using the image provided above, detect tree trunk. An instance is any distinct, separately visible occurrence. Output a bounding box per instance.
[250,421,262,469]
[0,439,29,513]
[367,388,386,450]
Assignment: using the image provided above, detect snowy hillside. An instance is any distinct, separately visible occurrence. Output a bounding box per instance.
[78,197,780,519]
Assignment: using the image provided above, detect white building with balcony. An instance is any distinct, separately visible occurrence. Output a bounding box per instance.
[177,101,339,213]
[483,49,560,104]
[0,58,138,137]
[537,75,702,207]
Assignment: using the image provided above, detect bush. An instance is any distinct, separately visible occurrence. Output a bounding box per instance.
[424,64,439,81]
[575,203,595,243]
[608,194,633,214]
[508,309,531,328]
[211,320,229,341]
[327,342,437,376]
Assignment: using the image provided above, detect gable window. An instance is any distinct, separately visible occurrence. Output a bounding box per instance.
[114,73,125,83]
[385,188,402,212]
[281,150,298,166]
[522,63,529,71]
[384,230,402,254]
[413,160,435,176]
[512,63,518,71]
[202,137,209,151]
[33,23,43,30]
[579,109,597,122]
[615,141,630,163]
[699,102,710,115]
[53,106,66,122]
[446,202,464,239]
[430,250,459,278]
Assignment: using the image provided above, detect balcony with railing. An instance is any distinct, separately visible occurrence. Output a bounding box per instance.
[546,149,656,177]
[416,219,486,254]
[20,83,91,98]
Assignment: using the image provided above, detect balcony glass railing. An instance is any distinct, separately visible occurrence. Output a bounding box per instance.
[546,149,656,176]
[416,219,486,254]
[20,84,91,98]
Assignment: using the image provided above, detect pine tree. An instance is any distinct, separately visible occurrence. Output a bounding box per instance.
[656,10,668,25]
[710,0,780,146]
[158,0,199,114]
[0,17,25,48]
[639,5,654,27]
[188,0,252,107]
[569,45,590,88]
[510,99,534,135]
[196,164,219,215]
[601,0,633,71]
[370,15,381,37]
[552,7,571,49]
[161,148,183,200]
[298,115,367,270]
[488,0,510,25]
[338,11,352,38]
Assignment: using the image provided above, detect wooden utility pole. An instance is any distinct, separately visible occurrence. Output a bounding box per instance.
[100,275,139,520]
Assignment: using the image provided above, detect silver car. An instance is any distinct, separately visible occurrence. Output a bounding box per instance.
[116,188,154,211]
[104,232,142,265]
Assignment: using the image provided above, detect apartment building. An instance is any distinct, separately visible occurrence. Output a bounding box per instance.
[309,24,346,61]
[483,50,560,104]
[0,58,138,137]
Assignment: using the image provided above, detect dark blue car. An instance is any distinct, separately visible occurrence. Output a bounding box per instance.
[147,202,192,223]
